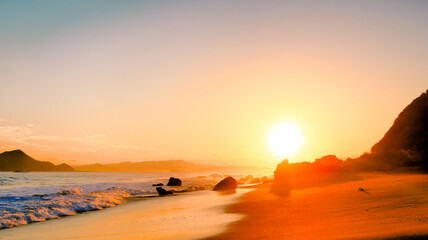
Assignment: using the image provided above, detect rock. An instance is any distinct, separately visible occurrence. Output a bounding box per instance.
[152,183,164,186]
[245,175,254,180]
[270,159,292,196]
[263,179,274,184]
[349,89,428,171]
[32,194,48,197]
[167,177,182,186]
[239,175,256,183]
[261,176,269,182]
[213,176,238,191]
[209,173,224,179]
[250,177,261,184]
[156,187,173,196]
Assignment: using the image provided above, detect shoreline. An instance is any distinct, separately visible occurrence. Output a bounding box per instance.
[0,188,252,240]
[0,171,232,230]
[205,173,428,240]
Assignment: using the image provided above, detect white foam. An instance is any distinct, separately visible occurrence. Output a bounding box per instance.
[0,174,221,229]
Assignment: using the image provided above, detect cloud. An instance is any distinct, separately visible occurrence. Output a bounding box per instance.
[0,123,169,164]
[0,125,37,146]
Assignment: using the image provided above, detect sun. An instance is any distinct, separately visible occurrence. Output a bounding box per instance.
[268,122,303,158]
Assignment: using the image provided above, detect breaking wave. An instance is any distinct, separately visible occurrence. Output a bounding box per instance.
[0,173,221,229]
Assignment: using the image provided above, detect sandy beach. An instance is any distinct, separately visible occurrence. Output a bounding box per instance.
[2,174,427,240]
[206,174,428,240]
[0,189,251,240]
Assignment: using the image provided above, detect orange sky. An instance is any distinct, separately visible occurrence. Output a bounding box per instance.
[0,1,427,168]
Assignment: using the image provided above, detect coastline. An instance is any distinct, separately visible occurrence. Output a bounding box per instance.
[0,188,252,240]
[205,173,428,240]
[3,173,427,240]
[0,171,233,230]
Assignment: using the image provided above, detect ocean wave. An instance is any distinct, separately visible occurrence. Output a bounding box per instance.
[0,175,219,230]
[0,187,131,229]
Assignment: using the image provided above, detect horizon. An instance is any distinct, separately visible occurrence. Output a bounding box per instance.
[1,1,428,168]
[0,148,273,171]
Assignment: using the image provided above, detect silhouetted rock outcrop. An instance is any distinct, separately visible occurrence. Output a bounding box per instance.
[270,160,292,195]
[349,89,428,171]
[313,155,344,172]
[213,176,237,191]
[271,157,356,195]
[0,150,74,172]
[271,89,428,195]
[156,187,173,196]
[152,183,164,186]
[273,90,428,174]
[372,90,428,155]
[167,177,182,186]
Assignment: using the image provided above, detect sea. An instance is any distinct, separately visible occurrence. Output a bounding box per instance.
[0,171,266,230]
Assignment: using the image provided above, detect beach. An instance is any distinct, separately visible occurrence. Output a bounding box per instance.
[2,173,428,240]
[206,173,428,240]
[0,171,260,239]
[0,188,252,240]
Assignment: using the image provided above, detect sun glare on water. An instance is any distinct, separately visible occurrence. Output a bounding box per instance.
[268,122,303,158]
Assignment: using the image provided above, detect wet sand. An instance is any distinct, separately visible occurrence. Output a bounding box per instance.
[206,174,428,240]
[3,174,427,240]
[0,189,251,240]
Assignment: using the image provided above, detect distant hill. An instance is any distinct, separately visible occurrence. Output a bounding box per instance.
[349,89,428,171]
[0,150,75,172]
[74,163,118,172]
[75,160,271,173]
[76,160,204,172]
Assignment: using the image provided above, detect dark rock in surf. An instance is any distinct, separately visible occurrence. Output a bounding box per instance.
[250,177,261,184]
[152,183,164,186]
[156,187,173,196]
[167,177,182,186]
[213,176,238,191]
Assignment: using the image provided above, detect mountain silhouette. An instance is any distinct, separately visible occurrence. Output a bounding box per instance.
[350,89,428,171]
[272,89,428,195]
[372,90,427,154]
[0,150,74,172]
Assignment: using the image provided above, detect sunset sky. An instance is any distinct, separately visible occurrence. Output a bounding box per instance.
[0,1,427,168]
